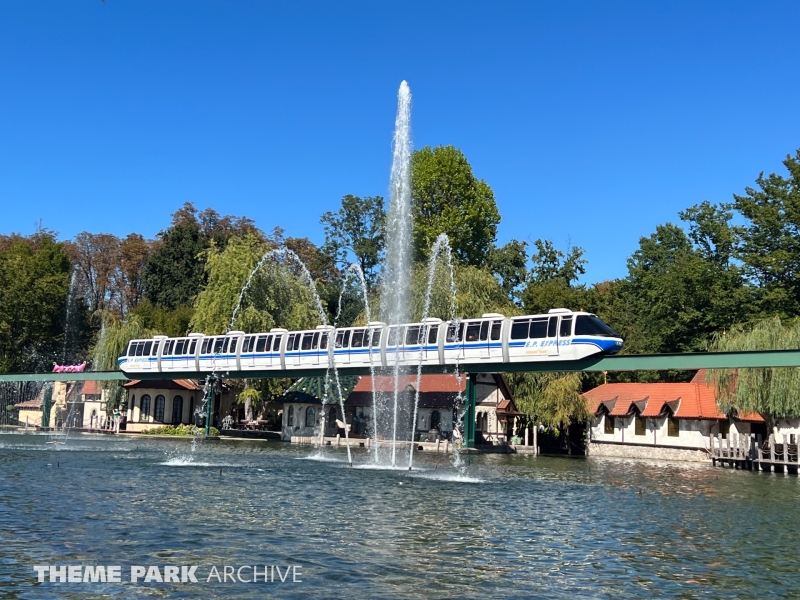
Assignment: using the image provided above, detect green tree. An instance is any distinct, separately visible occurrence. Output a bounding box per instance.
[623,223,748,355]
[506,371,589,453]
[191,234,320,334]
[521,240,589,315]
[320,195,385,288]
[487,239,528,304]
[0,232,84,372]
[411,145,500,267]
[708,317,800,430]
[732,149,800,317]
[142,203,263,310]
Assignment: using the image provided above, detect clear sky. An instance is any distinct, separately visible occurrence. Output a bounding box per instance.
[1,1,798,283]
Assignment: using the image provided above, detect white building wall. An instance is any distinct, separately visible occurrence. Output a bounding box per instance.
[590,414,716,450]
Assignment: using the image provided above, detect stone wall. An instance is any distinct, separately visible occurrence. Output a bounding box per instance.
[588,441,710,463]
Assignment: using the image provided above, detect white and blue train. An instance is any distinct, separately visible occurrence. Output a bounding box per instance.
[118,309,623,375]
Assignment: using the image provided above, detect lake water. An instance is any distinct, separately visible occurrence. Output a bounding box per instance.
[1,433,798,599]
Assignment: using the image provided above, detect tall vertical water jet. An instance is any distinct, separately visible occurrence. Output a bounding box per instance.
[380,81,413,466]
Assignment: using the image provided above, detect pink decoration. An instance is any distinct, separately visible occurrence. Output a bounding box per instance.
[52,362,86,373]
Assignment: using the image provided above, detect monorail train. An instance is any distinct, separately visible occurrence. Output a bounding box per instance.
[118,309,623,375]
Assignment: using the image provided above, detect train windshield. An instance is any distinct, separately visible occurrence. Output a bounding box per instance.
[574,315,619,338]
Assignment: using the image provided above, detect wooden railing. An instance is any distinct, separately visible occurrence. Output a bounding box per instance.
[710,432,800,472]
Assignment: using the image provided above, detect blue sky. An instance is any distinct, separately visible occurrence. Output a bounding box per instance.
[0,1,798,283]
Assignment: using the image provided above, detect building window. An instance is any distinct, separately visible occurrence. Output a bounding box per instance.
[130,395,135,411]
[140,394,151,421]
[305,406,316,428]
[719,420,730,439]
[635,415,646,436]
[154,395,165,422]
[172,395,183,424]
[288,406,294,427]
[604,415,614,434]
[668,416,680,437]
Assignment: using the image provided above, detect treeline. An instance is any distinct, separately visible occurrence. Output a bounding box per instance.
[2,145,800,424]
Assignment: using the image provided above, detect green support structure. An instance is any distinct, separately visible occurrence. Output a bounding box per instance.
[464,373,476,449]
[41,385,52,429]
[204,375,215,437]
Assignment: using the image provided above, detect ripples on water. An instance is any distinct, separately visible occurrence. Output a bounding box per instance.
[0,433,798,599]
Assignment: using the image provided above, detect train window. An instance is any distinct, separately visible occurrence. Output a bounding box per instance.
[351,329,365,348]
[313,332,320,349]
[387,327,401,346]
[371,328,382,347]
[287,334,297,351]
[144,341,153,356]
[559,317,573,337]
[335,330,351,348]
[320,333,329,350]
[446,322,465,343]
[510,320,529,340]
[201,339,212,354]
[213,338,224,353]
[272,335,281,351]
[151,341,160,356]
[465,323,481,342]
[574,315,619,337]
[164,340,174,355]
[175,340,186,355]
[243,336,253,353]
[295,335,303,351]
[428,325,438,344]
[529,319,547,338]
[301,333,314,351]
[221,338,230,354]
[229,336,240,353]
[479,321,489,341]
[491,321,502,341]
[405,326,421,346]
[547,317,557,338]
[188,340,197,354]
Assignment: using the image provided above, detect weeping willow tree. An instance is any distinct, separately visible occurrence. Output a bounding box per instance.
[191,234,321,334]
[92,313,154,410]
[407,262,516,321]
[708,317,800,428]
[506,372,589,431]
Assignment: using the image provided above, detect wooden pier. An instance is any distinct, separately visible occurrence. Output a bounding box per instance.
[710,433,800,473]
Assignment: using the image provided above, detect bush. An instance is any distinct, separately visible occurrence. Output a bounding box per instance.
[141,424,220,436]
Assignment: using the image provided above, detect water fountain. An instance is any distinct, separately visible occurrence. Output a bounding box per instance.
[381,80,414,467]
[229,247,354,465]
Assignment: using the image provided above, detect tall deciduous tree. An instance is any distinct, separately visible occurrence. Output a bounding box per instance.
[143,203,263,311]
[487,239,528,305]
[0,232,83,371]
[732,149,800,317]
[320,195,385,288]
[623,223,749,355]
[521,240,589,315]
[411,145,500,267]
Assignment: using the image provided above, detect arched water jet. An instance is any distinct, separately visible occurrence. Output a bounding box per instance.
[333,263,382,464]
[229,246,353,465]
[407,233,458,470]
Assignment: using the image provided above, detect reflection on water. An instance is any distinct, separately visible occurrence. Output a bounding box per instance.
[1,433,799,599]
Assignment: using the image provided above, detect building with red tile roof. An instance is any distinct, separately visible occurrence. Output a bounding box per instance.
[583,370,765,462]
